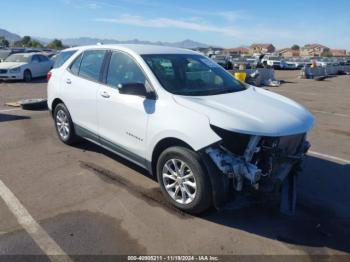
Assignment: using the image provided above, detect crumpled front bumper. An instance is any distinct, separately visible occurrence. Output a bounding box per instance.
[199,133,310,213]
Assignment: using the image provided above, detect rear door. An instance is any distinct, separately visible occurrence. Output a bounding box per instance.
[60,49,107,135]
[38,55,52,76]
[30,55,41,77]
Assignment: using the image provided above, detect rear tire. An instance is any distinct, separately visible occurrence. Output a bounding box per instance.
[53,103,79,145]
[23,70,32,82]
[156,146,212,214]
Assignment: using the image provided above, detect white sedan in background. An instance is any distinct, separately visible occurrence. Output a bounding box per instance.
[0,53,53,82]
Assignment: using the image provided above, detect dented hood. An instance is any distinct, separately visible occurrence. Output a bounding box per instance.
[173,87,315,137]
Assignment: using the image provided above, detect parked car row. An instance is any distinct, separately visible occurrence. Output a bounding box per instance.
[0,52,54,81]
[0,48,25,63]
[0,48,57,62]
[312,56,350,67]
[208,53,350,71]
[210,55,264,70]
[209,54,234,70]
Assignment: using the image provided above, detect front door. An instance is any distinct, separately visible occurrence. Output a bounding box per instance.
[97,51,153,166]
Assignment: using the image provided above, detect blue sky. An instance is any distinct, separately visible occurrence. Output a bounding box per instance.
[1,0,349,49]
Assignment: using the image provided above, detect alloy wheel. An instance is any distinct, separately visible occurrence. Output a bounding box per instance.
[56,109,70,140]
[162,159,197,205]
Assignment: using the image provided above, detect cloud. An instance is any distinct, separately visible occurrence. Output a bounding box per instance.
[95,15,240,36]
[87,3,101,9]
[61,0,103,9]
[218,11,246,22]
[165,7,247,22]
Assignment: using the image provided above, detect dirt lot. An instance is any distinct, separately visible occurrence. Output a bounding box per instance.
[0,71,349,258]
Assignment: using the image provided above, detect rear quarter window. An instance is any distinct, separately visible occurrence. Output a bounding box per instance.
[53,50,77,68]
[69,53,83,75]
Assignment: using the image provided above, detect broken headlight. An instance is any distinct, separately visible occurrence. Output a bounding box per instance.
[210,125,251,156]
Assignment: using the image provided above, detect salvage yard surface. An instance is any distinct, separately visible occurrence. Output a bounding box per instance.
[0,72,349,258]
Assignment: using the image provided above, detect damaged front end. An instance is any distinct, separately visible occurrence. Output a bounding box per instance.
[203,125,310,215]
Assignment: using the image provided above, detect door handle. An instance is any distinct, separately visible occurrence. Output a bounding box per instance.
[66,78,72,84]
[100,91,110,98]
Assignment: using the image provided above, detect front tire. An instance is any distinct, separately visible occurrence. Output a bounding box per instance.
[156,146,212,214]
[53,103,79,145]
[23,70,32,82]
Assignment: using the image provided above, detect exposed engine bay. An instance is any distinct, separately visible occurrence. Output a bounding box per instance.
[205,125,310,214]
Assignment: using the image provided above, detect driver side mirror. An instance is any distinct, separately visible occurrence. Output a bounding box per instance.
[117,83,156,99]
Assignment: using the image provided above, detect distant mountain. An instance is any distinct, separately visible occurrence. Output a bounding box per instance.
[59,37,210,49]
[0,28,21,42]
[170,39,210,49]
[1,28,212,49]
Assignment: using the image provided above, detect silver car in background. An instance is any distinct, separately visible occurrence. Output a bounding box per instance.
[0,53,53,81]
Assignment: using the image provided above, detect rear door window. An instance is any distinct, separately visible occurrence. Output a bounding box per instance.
[31,55,40,63]
[79,50,107,82]
[38,55,49,62]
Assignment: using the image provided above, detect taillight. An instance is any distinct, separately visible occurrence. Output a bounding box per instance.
[47,71,52,81]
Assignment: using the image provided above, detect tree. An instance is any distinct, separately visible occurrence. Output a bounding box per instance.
[13,40,23,47]
[46,39,65,50]
[0,36,10,48]
[14,36,32,47]
[291,44,300,50]
[22,36,31,46]
[321,48,332,57]
[30,40,44,48]
[13,36,44,48]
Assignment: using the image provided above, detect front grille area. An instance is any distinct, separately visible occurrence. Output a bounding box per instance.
[0,69,8,74]
[255,133,306,174]
[210,125,306,162]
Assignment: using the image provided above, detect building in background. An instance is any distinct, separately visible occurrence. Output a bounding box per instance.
[223,47,250,56]
[278,48,300,58]
[249,43,275,54]
[300,44,329,56]
[330,49,347,57]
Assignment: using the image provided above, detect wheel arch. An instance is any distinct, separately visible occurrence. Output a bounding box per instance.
[150,137,227,212]
[23,68,32,78]
[51,98,64,116]
[150,137,194,179]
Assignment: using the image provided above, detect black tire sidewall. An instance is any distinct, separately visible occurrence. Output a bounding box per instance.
[24,70,32,82]
[156,146,212,214]
[53,103,77,145]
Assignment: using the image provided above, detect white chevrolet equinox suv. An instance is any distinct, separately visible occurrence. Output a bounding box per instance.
[48,45,314,214]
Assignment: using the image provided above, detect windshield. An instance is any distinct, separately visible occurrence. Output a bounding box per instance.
[0,51,11,60]
[142,54,246,96]
[5,54,30,63]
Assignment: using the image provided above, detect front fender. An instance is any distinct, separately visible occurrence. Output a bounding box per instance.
[145,99,221,162]
[146,128,220,162]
